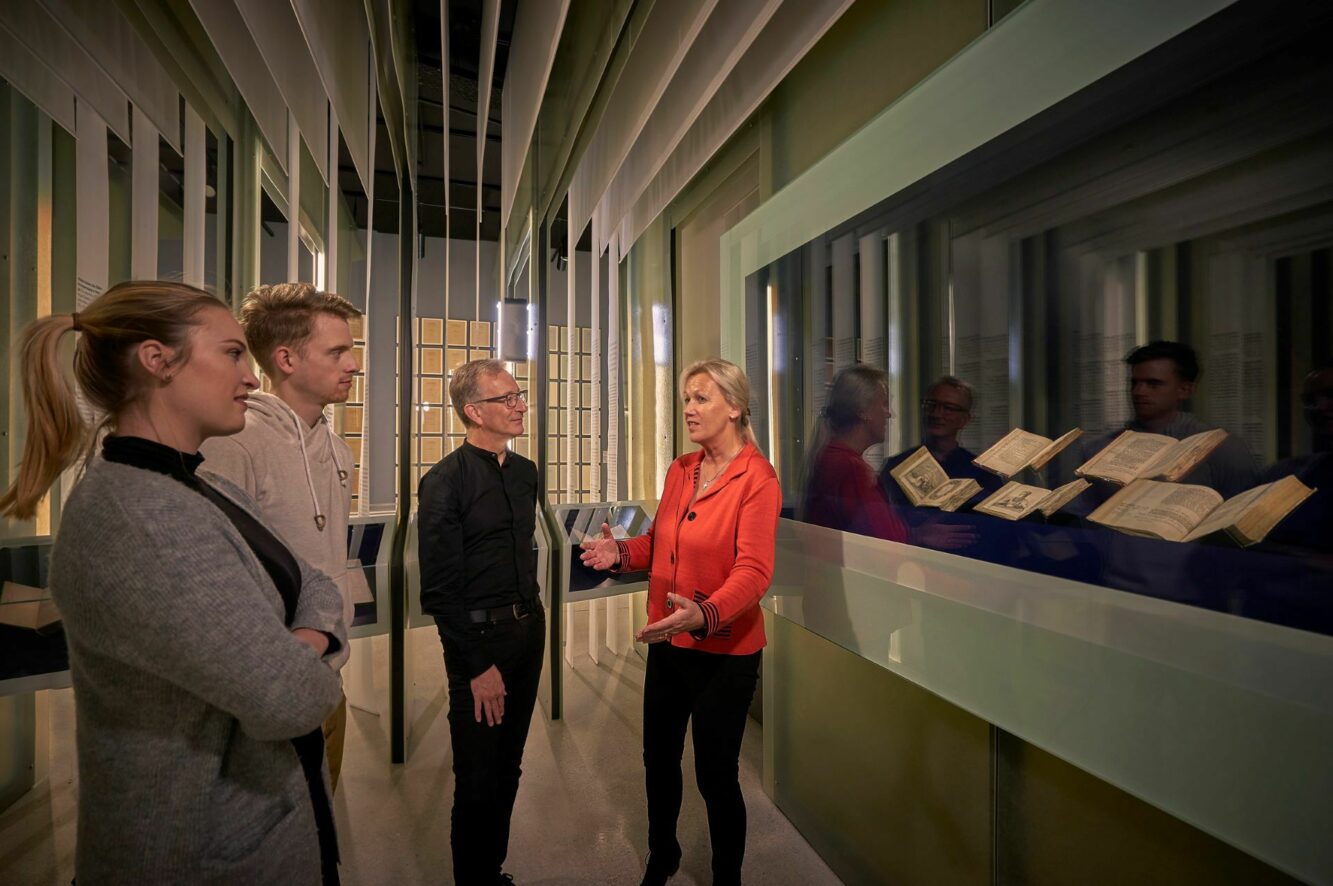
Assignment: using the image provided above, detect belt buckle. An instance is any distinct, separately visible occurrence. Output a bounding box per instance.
[513,602,530,621]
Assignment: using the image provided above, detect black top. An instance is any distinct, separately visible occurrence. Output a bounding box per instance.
[101,435,340,884]
[418,440,540,676]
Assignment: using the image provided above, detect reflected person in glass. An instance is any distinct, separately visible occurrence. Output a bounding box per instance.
[800,365,908,540]
[879,375,1000,508]
[0,282,347,885]
[580,359,781,886]
[1075,341,1258,501]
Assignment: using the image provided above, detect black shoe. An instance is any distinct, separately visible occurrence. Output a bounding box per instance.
[640,854,680,886]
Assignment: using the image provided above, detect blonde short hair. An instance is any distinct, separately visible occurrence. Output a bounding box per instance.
[239,283,360,376]
[679,359,755,446]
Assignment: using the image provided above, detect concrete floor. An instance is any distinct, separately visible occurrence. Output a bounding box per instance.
[0,621,841,885]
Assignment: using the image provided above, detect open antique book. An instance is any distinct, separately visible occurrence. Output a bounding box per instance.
[1076,428,1227,485]
[1087,475,1314,545]
[973,427,1083,479]
[975,479,1091,521]
[0,581,62,632]
[888,447,980,511]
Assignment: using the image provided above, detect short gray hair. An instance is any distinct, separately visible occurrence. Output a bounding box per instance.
[449,358,507,427]
[928,375,974,412]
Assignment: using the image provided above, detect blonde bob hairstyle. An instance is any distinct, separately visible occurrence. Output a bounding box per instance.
[679,358,755,447]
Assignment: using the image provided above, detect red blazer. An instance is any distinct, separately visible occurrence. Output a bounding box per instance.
[618,442,781,655]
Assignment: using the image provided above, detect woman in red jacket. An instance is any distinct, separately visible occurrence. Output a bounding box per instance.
[581,358,781,886]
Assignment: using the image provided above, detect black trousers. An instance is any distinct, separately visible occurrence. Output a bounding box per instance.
[439,609,546,885]
[643,642,762,886]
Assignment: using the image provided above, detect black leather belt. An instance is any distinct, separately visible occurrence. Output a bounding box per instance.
[466,599,541,624]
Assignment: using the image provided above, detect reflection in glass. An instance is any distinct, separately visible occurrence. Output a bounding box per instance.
[773,23,1333,635]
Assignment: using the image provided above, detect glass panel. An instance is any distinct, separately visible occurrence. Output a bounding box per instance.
[158,136,184,282]
[764,21,1333,636]
[258,180,288,285]
[107,132,132,287]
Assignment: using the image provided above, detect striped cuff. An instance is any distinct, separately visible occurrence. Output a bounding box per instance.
[609,540,631,573]
[690,600,721,640]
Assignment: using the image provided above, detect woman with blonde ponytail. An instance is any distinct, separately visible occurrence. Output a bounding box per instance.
[1,282,347,885]
[799,364,908,541]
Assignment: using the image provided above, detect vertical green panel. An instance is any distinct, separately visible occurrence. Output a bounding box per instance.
[767,614,993,885]
[765,0,987,191]
[0,694,36,812]
[995,732,1300,886]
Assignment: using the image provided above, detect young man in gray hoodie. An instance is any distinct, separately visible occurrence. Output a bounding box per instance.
[202,282,361,789]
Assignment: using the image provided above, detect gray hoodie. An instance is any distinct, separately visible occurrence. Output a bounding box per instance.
[202,392,356,651]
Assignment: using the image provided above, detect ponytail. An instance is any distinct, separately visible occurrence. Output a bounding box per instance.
[1,281,222,521]
[0,315,85,519]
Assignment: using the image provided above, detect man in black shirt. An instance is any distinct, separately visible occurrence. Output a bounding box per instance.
[419,358,544,886]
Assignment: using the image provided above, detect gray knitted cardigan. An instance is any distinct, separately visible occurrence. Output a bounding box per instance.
[49,459,347,885]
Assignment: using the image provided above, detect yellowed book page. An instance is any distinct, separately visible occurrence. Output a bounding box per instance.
[930,479,981,512]
[889,446,947,506]
[1028,428,1084,472]
[973,429,1051,478]
[976,481,1048,520]
[1076,431,1176,485]
[1182,476,1315,544]
[1088,479,1223,542]
[1037,478,1091,517]
[1145,429,1228,483]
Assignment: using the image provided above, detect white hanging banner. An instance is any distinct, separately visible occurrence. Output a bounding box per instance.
[1,1,128,142]
[183,105,207,287]
[188,0,289,173]
[605,234,621,501]
[593,0,783,253]
[291,0,373,194]
[131,106,159,281]
[0,25,75,136]
[76,102,109,308]
[615,0,853,251]
[500,0,570,233]
[232,0,329,184]
[39,0,179,151]
[567,0,717,240]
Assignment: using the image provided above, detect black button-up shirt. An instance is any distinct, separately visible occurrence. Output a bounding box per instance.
[418,440,540,674]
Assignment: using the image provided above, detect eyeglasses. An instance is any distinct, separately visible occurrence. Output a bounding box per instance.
[921,398,969,416]
[472,390,527,409]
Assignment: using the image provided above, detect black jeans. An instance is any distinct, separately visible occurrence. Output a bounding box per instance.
[439,608,546,885]
[643,642,762,886]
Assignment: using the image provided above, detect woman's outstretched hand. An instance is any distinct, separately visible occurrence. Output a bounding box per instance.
[636,592,705,644]
[579,522,620,571]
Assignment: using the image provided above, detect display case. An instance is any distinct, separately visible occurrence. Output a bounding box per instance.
[716,1,1333,882]
[551,501,653,601]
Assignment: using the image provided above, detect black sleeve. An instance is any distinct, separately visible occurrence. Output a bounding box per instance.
[419,464,493,678]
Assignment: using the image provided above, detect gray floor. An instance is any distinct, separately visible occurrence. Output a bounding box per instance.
[1,621,841,885]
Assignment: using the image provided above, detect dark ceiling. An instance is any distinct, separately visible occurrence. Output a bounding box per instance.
[336,0,517,241]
